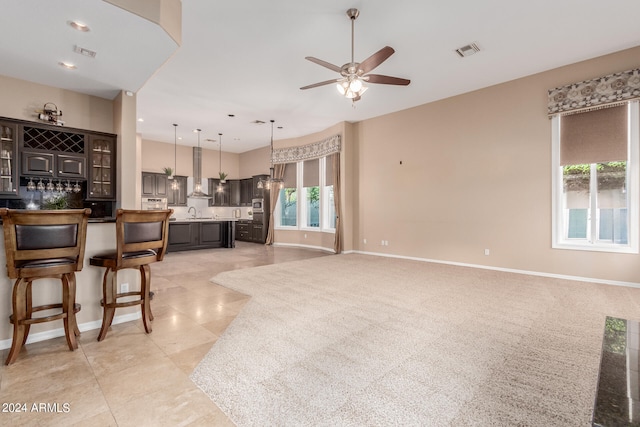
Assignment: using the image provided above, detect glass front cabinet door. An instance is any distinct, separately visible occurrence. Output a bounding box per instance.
[0,121,18,196]
[88,135,115,200]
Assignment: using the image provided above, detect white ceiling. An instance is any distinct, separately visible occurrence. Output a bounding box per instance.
[1,0,639,153]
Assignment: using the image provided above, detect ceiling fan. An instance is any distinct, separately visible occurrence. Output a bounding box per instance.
[300,8,410,102]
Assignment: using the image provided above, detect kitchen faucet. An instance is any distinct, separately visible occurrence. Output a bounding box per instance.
[188,206,196,218]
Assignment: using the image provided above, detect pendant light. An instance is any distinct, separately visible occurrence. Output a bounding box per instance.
[257,120,283,191]
[170,124,179,190]
[217,133,224,193]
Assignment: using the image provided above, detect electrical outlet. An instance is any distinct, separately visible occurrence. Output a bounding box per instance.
[304,233,307,239]
[484,249,490,256]
[363,238,367,244]
[381,240,385,245]
[121,282,129,293]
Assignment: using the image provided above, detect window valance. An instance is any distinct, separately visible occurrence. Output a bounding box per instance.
[547,67,640,116]
[272,134,341,164]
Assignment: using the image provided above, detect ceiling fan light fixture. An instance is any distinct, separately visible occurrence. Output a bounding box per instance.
[349,78,363,92]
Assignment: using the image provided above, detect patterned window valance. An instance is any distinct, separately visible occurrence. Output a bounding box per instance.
[547,67,640,116]
[272,134,341,164]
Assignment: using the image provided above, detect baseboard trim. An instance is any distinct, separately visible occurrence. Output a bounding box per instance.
[353,250,640,289]
[0,312,141,351]
[273,242,335,253]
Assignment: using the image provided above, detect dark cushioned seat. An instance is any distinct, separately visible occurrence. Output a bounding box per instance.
[17,257,76,269]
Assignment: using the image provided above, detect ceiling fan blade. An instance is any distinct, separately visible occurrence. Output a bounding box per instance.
[358,46,395,74]
[364,74,411,86]
[300,79,339,90]
[305,57,342,73]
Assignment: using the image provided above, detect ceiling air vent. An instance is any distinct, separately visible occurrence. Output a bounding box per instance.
[455,43,480,58]
[74,45,97,58]
[252,120,266,125]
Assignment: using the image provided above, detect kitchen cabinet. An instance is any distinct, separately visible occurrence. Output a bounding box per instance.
[0,121,18,196]
[240,178,252,206]
[235,220,266,243]
[235,220,250,241]
[22,152,86,179]
[167,175,187,206]
[142,172,168,197]
[167,220,234,252]
[229,179,241,206]
[253,174,269,198]
[88,135,115,200]
[20,124,87,180]
[208,178,229,206]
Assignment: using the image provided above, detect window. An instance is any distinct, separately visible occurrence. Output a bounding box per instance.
[275,156,336,232]
[552,102,639,252]
[277,163,297,227]
[302,158,320,228]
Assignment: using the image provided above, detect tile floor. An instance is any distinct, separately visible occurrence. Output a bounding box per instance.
[0,242,328,426]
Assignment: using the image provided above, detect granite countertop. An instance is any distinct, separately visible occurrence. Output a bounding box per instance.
[592,316,640,426]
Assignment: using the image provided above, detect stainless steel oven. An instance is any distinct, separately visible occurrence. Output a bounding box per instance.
[141,197,168,210]
[252,198,264,213]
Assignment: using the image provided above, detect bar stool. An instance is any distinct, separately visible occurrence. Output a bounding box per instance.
[90,209,172,341]
[0,208,91,365]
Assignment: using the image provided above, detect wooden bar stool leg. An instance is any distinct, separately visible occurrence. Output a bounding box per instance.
[62,273,78,351]
[97,268,117,342]
[22,280,33,346]
[6,278,29,365]
[140,264,152,334]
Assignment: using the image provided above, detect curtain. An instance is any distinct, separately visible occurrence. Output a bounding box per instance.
[265,163,285,245]
[548,67,640,116]
[332,153,342,254]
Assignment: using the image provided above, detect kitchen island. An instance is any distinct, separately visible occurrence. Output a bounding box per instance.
[167,218,236,252]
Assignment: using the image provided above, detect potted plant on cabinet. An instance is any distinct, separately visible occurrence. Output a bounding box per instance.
[163,167,174,180]
[219,172,228,183]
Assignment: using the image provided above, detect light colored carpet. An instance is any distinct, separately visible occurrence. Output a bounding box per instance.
[190,253,640,426]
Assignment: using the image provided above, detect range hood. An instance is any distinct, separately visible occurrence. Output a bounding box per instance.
[188,146,211,199]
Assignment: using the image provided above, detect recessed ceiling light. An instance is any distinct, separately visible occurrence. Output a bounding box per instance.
[252,120,265,125]
[178,137,182,140]
[137,118,144,122]
[228,114,235,118]
[277,126,283,129]
[68,20,90,32]
[58,61,77,70]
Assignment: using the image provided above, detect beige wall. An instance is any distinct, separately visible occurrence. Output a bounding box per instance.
[0,74,113,133]
[353,45,640,283]
[239,146,270,177]
[141,138,240,179]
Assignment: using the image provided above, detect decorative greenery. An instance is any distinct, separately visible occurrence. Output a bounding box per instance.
[563,161,626,192]
[163,167,174,178]
[219,172,228,181]
[42,194,68,210]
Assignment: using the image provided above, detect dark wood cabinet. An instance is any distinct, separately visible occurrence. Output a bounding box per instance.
[0,121,18,196]
[142,172,169,198]
[167,221,233,252]
[22,152,54,176]
[167,175,187,206]
[208,179,230,206]
[236,221,250,241]
[235,219,266,243]
[253,174,269,198]
[88,135,115,200]
[229,180,241,207]
[240,178,252,206]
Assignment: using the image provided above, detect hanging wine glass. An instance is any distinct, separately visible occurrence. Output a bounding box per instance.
[65,180,73,192]
[36,178,45,191]
[46,179,54,191]
[27,178,36,191]
[73,181,81,193]
[55,180,63,192]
